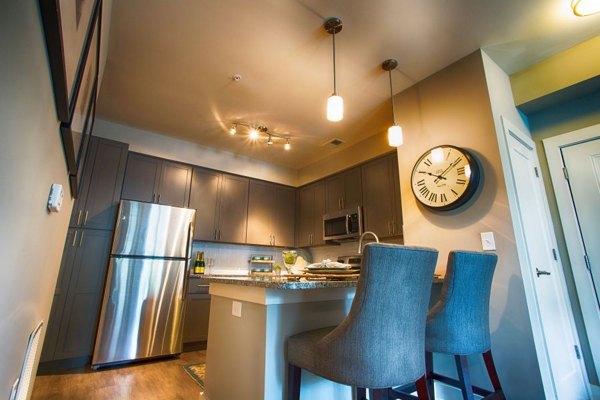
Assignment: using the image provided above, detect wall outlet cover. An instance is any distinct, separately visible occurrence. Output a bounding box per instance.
[232,301,242,317]
[480,232,496,251]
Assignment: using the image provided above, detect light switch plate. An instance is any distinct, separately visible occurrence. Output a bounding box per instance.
[232,301,242,317]
[480,232,496,251]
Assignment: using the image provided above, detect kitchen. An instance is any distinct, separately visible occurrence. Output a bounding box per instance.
[1,1,600,400]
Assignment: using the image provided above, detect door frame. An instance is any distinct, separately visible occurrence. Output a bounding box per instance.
[498,116,590,399]
[543,123,600,394]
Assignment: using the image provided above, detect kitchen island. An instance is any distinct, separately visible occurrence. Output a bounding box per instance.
[203,275,358,400]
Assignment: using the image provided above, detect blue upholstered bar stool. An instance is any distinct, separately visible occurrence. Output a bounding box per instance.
[425,251,503,400]
[286,243,438,400]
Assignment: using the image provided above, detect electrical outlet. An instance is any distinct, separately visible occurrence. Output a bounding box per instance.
[232,301,242,317]
[480,232,496,251]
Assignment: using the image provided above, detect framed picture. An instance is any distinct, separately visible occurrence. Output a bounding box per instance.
[39,0,101,123]
[59,5,101,198]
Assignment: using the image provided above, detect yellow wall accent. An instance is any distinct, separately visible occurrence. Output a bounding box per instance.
[510,35,600,106]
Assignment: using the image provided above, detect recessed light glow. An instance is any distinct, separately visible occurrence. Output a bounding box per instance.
[249,128,259,139]
[431,147,444,163]
[284,140,291,151]
[229,125,237,135]
[571,0,600,16]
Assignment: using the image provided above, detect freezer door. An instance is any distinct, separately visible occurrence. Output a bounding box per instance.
[92,258,187,366]
[112,200,195,258]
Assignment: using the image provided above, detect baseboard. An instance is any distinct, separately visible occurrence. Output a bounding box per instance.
[183,341,207,352]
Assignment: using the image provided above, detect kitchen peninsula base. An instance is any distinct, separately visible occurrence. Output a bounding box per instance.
[204,277,357,400]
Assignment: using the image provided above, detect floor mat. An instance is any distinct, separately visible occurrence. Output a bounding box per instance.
[183,363,205,387]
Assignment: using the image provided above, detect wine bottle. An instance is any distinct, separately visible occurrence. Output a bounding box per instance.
[194,251,205,274]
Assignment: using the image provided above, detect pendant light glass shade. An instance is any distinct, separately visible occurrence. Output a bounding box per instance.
[571,0,600,15]
[388,125,403,147]
[327,94,344,122]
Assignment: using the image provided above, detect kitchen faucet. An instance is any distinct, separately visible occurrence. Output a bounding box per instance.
[357,231,379,254]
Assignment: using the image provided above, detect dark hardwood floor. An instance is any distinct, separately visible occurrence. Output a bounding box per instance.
[31,351,207,400]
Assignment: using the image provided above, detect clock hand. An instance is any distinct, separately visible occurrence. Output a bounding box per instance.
[418,171,447,180]
[434,158,463,183]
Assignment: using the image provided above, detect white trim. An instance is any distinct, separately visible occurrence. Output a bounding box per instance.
[497,116,590,399]
[543,124,600,394]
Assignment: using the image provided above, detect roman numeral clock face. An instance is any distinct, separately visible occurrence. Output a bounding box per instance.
[410,145,480,210]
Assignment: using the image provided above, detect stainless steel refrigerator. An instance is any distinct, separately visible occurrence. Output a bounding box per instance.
[92,200,195,367]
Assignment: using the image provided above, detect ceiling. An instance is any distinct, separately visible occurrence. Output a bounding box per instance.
[96,0,600,169]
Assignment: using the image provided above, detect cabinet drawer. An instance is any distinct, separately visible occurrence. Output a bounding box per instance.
[188,277,210,294]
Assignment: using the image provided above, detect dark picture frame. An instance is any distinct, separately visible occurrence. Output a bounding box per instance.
[57,2,102,198]
[39,0,101,123]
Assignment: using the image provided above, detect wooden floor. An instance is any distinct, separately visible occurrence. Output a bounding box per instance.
[31,351,208,400]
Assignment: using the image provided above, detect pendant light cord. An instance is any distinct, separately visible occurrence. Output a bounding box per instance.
[388,69,396,124]
[332,31,337,95]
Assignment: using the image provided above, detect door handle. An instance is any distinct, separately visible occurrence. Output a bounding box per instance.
[157,194,161,203]
[79,230,85,247]
[72,230,78,247]
[76,209,82,225]
[536,268,551,277]
[83,210,89,225]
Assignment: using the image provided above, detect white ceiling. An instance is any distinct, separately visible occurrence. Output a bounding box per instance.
[97,0,600,169]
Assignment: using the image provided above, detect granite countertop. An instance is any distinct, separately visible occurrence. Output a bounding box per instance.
[202,274,359,289]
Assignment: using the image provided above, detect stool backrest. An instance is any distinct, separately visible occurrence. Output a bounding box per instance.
[426,250,498,355]
[317,243,438,388]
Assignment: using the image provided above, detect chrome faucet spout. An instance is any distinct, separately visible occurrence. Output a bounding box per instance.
[357,231,379,254]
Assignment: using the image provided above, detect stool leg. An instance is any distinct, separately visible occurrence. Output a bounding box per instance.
[287,363,301,400]
[482,350,502,393]
[370,388,390,400]
[416,374,431,400]
[454,355,474,400]
[425,351,435,399]
[356,387,367,400]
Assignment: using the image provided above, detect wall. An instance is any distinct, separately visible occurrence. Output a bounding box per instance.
[0,1,74,397]
[93,119,298,186]
[395,51,543,398]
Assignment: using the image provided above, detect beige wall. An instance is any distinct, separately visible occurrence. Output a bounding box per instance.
[395,51,543,398]
[94,119,299,186]
[0,1,74,397]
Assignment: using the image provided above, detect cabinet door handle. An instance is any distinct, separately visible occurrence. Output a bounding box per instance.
[338,198,342,210]
[79,230,85,247]
[388,221,392,235]
[341,197,345,209]
[218,230,221,241]
[214,229,218,240]
[83,210,89,225]
[272,234,275,246]
[152,193,156,203]
[76,210,82,225]
[72,230,78,247]
[157,194,161,203]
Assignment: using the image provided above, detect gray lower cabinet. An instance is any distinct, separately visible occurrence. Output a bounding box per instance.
[121,153,192,207]
[69,137,129,230]
[361,153,402,239]
[188,168,249,244]
[41,228,113,362]
[183,278,211,346]
[296,181,326,247]
[246,180,295,247]
[324,166,362,213]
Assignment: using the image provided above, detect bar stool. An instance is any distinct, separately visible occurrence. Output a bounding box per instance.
[425,251,503,399]
[286,243,438,400]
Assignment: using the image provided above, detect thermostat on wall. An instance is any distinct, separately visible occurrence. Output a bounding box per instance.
[47,183,64,213]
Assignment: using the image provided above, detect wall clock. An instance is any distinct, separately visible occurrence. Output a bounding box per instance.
[410,145,480,210]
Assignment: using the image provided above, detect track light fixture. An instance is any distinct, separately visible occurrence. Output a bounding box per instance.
[226,122,292,151]
[324,17,344,122]
[382,59,403,147]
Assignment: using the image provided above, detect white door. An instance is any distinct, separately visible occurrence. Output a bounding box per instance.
[501,117,589,399]
[560,137,600,388]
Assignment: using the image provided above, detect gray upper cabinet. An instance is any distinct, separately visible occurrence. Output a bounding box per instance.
[189,169,249,244]
[41,228,113,362]
[247,180,295,247]
[189,168,221,241]
[361,153,402,239]
[70,137,129,230]
[121,153,192,208]
[296,181,326,247]
[325,166,362,213]
[218,174,249,244]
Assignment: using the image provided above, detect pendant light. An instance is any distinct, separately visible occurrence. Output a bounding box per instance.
[324,17,343,122]
[382,59,403,147]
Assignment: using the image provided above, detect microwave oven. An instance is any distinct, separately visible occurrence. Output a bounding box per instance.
[323,206,363,241]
